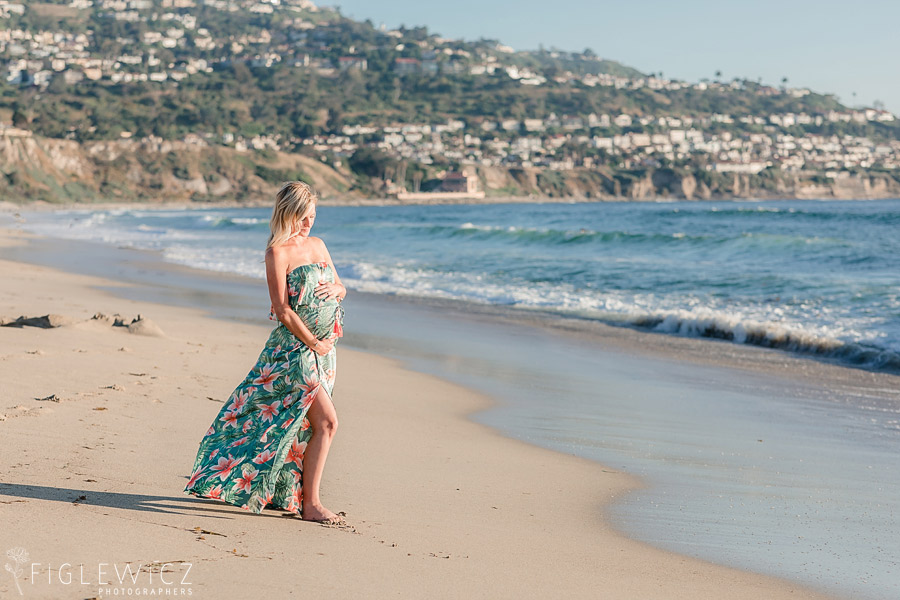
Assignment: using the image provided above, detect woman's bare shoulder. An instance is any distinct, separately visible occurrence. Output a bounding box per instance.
[307,236,330,255]
[265,244,292,266]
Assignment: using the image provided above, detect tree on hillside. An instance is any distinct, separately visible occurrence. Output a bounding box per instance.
[12,109,29,128]
[348,146,396,178]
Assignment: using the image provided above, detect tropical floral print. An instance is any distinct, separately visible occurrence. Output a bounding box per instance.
[184,262,344,514]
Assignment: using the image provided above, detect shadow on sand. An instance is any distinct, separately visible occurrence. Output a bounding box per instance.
[0,481,296,520]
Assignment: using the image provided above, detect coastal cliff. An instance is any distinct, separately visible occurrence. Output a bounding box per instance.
[476,164,899,202]
[2,133,898,204]
[0,132,353,204]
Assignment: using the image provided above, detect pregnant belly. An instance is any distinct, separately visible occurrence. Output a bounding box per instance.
[295,301,344,340]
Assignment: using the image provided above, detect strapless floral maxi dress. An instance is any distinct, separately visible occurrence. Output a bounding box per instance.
[183,262,344,515]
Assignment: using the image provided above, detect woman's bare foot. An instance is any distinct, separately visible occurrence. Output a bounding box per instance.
[301,503,343,524]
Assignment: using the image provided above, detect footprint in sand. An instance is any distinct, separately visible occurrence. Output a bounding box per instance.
[4,405,54,419]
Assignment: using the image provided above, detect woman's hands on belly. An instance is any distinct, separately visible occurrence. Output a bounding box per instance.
[295,300,342,340]
[314,280,344,301]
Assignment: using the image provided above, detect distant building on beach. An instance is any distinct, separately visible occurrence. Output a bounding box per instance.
[440,167,480,195]
[395,166,485,201]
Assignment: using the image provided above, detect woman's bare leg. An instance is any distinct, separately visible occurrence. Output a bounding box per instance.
[301,385,340,522]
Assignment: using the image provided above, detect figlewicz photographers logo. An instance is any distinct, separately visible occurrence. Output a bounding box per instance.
[5,546,193,596]
[5,546,28,596]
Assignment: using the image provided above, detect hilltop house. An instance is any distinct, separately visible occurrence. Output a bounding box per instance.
[393,58,420,75]
[338,56,368,71]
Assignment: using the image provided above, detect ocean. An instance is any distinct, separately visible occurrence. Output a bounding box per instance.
[13,198,900,599]
[19,199,900,371]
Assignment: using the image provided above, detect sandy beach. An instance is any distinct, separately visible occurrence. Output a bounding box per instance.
[0,225,843,599]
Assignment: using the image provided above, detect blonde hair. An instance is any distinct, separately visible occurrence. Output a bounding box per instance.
[266,181,318,250]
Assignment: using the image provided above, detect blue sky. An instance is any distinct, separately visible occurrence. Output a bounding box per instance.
[329,0,900,114]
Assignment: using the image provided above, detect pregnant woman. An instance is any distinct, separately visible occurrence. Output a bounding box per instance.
[183,181,347,524]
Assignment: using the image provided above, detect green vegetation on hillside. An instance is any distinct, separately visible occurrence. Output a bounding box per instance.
[2,0,899,203]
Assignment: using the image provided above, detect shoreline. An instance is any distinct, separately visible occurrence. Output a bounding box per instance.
[7,199,900,380]
[0,227,837,598]
[2,193,897,214]
[4,221,900,599]
[377,290,900,397]
[7,196,898,385]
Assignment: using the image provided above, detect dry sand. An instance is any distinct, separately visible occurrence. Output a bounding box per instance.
[0,226,833,599]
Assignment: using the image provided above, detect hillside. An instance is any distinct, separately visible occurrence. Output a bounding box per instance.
[4,130,897,205]
[1,0,899,203]
[0,131,354,203]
